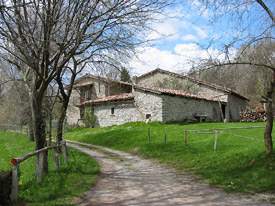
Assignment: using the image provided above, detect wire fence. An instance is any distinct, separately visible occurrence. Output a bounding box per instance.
[0,124,27,134]
[0,123,76,136]
[183,126,269,150]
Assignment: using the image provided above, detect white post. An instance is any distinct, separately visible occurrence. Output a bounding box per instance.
[11,165,19,201]
[61,140,68,163]
[54,148,59,170]
[62,144,68,163]
[37,152,44,183]
[214,131,218,150]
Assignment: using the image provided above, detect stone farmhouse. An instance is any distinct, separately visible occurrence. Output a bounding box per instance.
[67,68,248,127]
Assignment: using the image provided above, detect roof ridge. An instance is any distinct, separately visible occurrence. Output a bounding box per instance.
[82,93,135,105]
[75,73,132,86]
[133,84,225,103]
[137,67,232,92]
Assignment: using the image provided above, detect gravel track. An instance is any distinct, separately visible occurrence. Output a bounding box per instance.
[67,141,274,206]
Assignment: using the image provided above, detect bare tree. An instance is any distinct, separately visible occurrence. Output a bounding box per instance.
[199,40,275,109]
[191,0,274,154]
[0,0,173,174]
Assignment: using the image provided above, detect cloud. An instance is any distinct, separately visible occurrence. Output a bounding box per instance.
[145,5,193,42]
[128,47,185,76]
[192,25,208,39]
[128,44,205,76]
[190,0,209,19]
[127,3,236,77]
[174,43,210,59]
[128,44,237,76]
[146,18,192,42]
[182,34,198,41]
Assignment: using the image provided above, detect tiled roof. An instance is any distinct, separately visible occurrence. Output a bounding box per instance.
[79,85,226,107]
[137,68,248,100]
[134,85,226,103]
[82,93,135,105]
[73,82,93,88]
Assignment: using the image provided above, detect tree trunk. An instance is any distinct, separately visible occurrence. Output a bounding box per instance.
[56,98,69,144]
[264,75,274,154]
[30,91,48,173]
[28,120,34,141]
[48,114,52,146]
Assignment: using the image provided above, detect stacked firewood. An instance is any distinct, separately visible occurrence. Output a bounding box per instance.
[240,110,267,122]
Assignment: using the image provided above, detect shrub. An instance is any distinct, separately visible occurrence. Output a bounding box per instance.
[83,104,97,128]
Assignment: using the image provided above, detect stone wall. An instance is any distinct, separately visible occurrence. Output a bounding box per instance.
[93,88,163,127]
[67,71,247,126]
[228,94,247,121]
[93,102,141,127]
[197,84,228,102]
[136,72,166,88]
[106,82,132,96]
[137,71,229,102]
[67,77,132,125]
[162,95,222,122]
[67,89,81,125]
[133,88,163,122]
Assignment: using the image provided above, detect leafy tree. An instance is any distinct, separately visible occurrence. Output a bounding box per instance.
[120,67,131,82]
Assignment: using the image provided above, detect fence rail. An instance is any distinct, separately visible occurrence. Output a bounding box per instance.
[0,124,27,134]
[183,126,268,150]
[10,142,67,201]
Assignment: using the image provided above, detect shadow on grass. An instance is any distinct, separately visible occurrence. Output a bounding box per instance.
[17,149,99,206]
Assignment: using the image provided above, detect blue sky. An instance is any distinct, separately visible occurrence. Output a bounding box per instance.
[128,0,274,77]
[128,0,227,76]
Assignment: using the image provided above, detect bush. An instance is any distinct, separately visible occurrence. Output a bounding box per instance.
[83,104,97,128]
[0,170,12,206]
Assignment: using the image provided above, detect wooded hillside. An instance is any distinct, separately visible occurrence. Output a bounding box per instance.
[198,40,275,109]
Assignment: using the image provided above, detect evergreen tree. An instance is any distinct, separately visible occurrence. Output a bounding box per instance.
[120,67,131,82]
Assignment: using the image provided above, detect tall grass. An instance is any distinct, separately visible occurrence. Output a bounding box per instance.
[0,131,99,205]
[65,121,275,193]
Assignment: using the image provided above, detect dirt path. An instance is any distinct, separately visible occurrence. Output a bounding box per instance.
[67,141,273,206]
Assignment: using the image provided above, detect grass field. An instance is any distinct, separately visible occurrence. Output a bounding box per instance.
[65,121,275,193]
[0,131,99,206]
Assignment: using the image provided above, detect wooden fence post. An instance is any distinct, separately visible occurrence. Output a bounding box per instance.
[54,148,59,170]
[184,130,187,146]
[62,141,68,163]
[10,143,67,202]
[148,128,150,144]
[11,164,19,201]
[214,131,218,150]
[37,152,44,183]
[164,133,167,145]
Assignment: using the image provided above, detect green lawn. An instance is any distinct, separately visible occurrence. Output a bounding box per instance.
[0,131,99,206]
[65,121,275,193]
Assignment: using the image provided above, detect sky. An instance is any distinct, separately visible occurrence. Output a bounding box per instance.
[126,0,274,77]
[127,0,225,76]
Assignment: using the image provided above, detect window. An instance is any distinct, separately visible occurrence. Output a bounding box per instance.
[145,114,151,123]
[80,86,92,103]
[85,89,91,100]
[111,107,115,115]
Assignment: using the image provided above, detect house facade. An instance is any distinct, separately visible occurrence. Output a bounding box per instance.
[67,68,248,127]
[135,68,248,122]
[66,73,132,125]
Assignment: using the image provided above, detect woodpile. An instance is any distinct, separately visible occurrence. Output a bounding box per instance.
[240,110,267,122]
